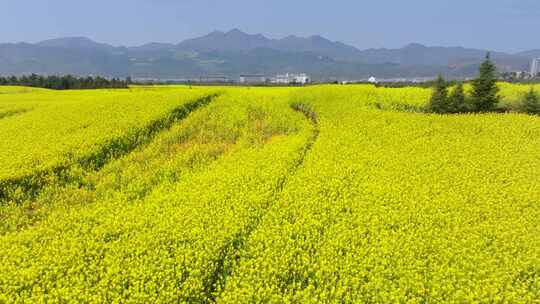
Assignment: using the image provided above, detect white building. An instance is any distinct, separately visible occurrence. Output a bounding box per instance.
[272,73,311,85]
[239,75,267,84]
[368,76,378,84]
[293,74,310,84]
[531,58,540,77]
[273,74,291,84]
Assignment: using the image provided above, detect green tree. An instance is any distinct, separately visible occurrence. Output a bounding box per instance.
[522,88,540,114]
[448,82,468,113]
[471,52,500,112]
[428,74,449,113]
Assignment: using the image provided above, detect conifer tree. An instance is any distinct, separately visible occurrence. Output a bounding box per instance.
[428,74,449,113]
[448,82,467,113]
[522,87,540,114]
[471,52,500,112]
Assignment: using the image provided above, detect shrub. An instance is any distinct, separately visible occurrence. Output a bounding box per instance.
[521,88,540,114]
[448,82,468,113]
[428,75,450,113]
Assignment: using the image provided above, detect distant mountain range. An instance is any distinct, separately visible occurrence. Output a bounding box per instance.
[1,29,538,80]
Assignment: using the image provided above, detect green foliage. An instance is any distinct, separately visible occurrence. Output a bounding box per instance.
[522,88,540,114]
[427,76,468,114]
[428,75,449,113]
[0,74,129,90]
[447,82,468,113]
[471,53,500,112]
[428,54,504,114]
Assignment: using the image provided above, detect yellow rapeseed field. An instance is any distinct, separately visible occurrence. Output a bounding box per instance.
[0,86,217,202]
[0,84,538,302]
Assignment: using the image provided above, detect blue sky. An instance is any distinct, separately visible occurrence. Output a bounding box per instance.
[2,0,539,52]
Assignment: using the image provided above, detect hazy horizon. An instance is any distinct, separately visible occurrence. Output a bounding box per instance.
[2,0,540,53]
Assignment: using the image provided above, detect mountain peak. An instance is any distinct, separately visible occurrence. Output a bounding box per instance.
[404,42,427,49]
[0,31,532,79]
[309,35,329,41]
[37,36,115,51]
[225,29,268,40]
[227,28,245,35]
[178,28,271,52]
[39,36,95,45]
[281,35,300,41]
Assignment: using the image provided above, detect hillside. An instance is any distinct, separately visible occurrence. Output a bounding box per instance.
[0,30,536,79]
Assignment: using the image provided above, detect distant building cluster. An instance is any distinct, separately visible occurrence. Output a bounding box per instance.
[502,58,540,81]
[531,58,540,77]
[272,73,311,84]
[133,57,540,85]
[239,75,266,84]
[239,73,311,85]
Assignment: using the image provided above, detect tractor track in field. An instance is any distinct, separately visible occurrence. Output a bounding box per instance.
[0,108,30,120]
[204,102,319,303]
[0,93,220,204]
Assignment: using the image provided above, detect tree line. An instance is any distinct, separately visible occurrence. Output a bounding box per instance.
[0,74,131,90]
[428,53,540,115]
